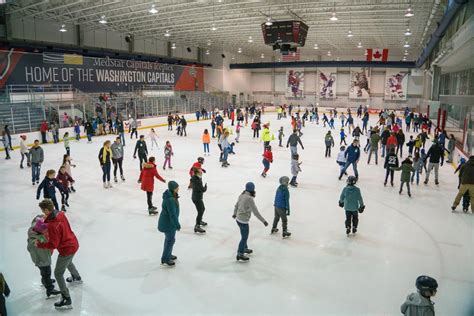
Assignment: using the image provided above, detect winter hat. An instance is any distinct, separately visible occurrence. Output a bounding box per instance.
[279,176,290,186]
[460,157,466,164]
[168,180,179,191]
[33,216,48,233]
[245,182,255,192]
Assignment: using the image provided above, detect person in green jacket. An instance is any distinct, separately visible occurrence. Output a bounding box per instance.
[157,181,181,266]
[339,176,365,236]
[367,127,380,165]
[392,157,415,197]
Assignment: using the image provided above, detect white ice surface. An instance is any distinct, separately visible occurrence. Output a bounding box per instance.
[0,113,473,316]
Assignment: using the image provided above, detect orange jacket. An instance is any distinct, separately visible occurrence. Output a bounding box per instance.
[202,133,210,144]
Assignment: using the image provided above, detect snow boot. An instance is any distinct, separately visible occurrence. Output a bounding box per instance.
[194,225,206,233]
[54,295,72,310]
[236,254,249,262]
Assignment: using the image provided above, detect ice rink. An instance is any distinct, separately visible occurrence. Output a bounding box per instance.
[1,112,473,315]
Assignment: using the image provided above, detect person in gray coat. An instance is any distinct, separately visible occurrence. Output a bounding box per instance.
[401,275,437,316]
[27,215,61,298]
[446,134,456,163]
[232,182,268,262]
[30,140,44,185]
[111,137,125,182]
[286,130,304,156]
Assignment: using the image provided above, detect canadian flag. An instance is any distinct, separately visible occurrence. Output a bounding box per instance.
[366,48,388,62]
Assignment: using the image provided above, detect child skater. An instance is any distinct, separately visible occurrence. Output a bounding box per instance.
[406,135,416,156]
[271,176,291,238]
[278,126,284,147]
[74,122,81,141]
[336,146,347,176]
[340,128,347,145]
[290,154,302,187]
[202,129,210,156]
[163,140,173,170]
[62,154,77,192]
[36,169,65,211]
[56,165,74,211]
[63,132,70,156]
[232,182,268,262]
[235,122,241,143]
[392,156,414,197]
[148,128,159,150]
[20,135,31,168]
[401,275,438,316]
[411,152,422,186]
[384,147,399,186]
[338,176,365,236]
[261,145,273,178]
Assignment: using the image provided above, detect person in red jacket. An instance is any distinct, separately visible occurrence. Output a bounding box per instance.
[36,199,81,310]
[188,157,206,189]
[56,165,74,212]
[386,132,398,153]
[139,156,166,215]
[230,110,235,126]
[40,120,49,144]
[261,145,273,178]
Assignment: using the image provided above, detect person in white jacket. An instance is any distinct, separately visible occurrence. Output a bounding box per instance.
[20,135,31,168]
[147,128,159,150]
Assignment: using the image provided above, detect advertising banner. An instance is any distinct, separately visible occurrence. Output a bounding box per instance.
[384,69,409,100]
[286,69,304,98]
[0,49,204,92]
[318,68,336,99]
[349,67,370,99]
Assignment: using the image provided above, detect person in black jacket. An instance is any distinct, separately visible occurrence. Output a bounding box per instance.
[424,140,443,185]
[116,118,125,146]
[167,114,173,131]
[36,169,64,210]
[133,135,148,172]
[384,148,399,186]
[0,272,10,316]
[99,140,113,188]
[191,168,207,234]
[396,130,406,157]
[380,127,391,158]
[84,120,94,143]
[179,116,187,136]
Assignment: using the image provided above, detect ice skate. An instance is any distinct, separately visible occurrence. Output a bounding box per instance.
[46,289,61,298]
[236,254,249,262]
[170,255,177,261]
[244,248,253,254]
[71,186,76,192]
[148,208,158,216]
[282,231,291,238]
[261,172,266,178]
[120,175,125,181]
[61,205,67,212]
[352,227,357,234]
[194,225,206,233]
[54,295,72,310]
[66,275,82,284]
[346,227,351,236]
[161,260,175,266]
[435,180,439,185]
[271,228,279,234]
[107,182,113,188]
[463,207,468,213]
[103,182,107,189]
[114,176,118,183]
[200,221,208,226]
[408,192,412,197]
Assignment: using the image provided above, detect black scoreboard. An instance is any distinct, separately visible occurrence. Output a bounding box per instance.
[261,20,309,47]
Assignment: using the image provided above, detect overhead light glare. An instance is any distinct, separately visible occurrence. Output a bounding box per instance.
[99,15,107,24]
[403,42,410,48]
[404,28,412,36]
[149,4,158,14]
[211,24,217,31]
[330,12,338,21]
[261,53,264,59]
[59,24,67,32]
[248,36,253,43]
[265,17,273,26]
[171,43,176,49]
[205,49,210,55]
[357,42,363,48]
[238,47,242,53]
[327,51,331,56]
[347,30,354,37]
[164,30,171,37]
[405,7,414,17]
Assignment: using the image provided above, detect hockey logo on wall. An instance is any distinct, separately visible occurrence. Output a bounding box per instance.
[286,69,304,98]
[349,67,370,99]
[318,68,336,99]
[384,69,408,100]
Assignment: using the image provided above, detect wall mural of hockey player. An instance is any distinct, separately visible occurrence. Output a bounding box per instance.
[286,69,304,98]
[318,69,336,99]
[385,70,408,100]
[349,67,370,99]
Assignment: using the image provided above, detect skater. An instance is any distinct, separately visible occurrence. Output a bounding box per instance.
[406,135,416,157]
[139,157,166,216]
[4,124,12,150]
[446,134,456,163]
[1,131,10,160]
[63,132,71,156]
[167,113,173,131]
[188,157,206,189]
[133,135,148,172]
[73,122,81,141]
[157,181,181,266]
[261,146,273,177]
[324,131,335,157]
[352,125,362,140]
[336,146,347,176]
[30,140,44,185]
[411,152,423,186]
[401,275,437,316]
[40,120,48,144]
[27,215,61,298]
[179,116,187,136]
[220,130,232,167]
[191,167,208,233]
[380,127,390,158]
[232,182,268,262]
[36,199,81,310]
[386,132,398,153]
[163,141,173,170]
[202,129,210,155]
[62,155,76,193]
[423,140,443,185]
[0,273,10,316]
[36,169,64,210]
[290,154,302,187]
[384,148,399,186]
[278,126,284,147]
[148,128,159,150]
[451,155,474,213]
[396,130,406,157]
[271,176,291,238]
[339,128,347,145]
[111,137,125,183]
[392,156,414,197]
[339,176,365,236]
[129,117,138,139]
[84,120,94,143]
[235,122,241,143]
[338,140,360,180]
[116,118,125,146]
[286,130,304,156]
[20,135,30,168]
[367,127,380,165]
[98,140,113,188]
[56,166,74,211]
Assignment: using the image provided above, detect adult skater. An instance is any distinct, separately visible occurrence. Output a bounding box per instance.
[116,118,125,146]
[129,117,138,139]
[451,155,474,213]
[36,169,65,210]
[27,215,61,298]
[423,140,443,185]
[98,140,113,188]
[401,275,437,316]
[191,167,208,234]
[157,181,181,266]
[133,135,148,172]
[179,116,187,136]
[84,120,94,143]
[36,199,82,310]
[380,127,390,158]
[446,134,456,163]
[232,182,268,262]
[40,120,49,144]
[148,128,159,150]
[271,176,291,238]
[324,131,335,158]
[338,139,360,180]
[111,137,125,183]
[396,130,406,157]
[367,127,380,165]
[384,148,399,187]
[139,157,166,215]
[286,129,304,156]
[30,140,44,185]
[20,135,30,168]
[338,176,365,236]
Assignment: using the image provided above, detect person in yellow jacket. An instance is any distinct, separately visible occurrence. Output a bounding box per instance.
[414,135,423,154]
[277,106,283,120]
[261,123,272,149]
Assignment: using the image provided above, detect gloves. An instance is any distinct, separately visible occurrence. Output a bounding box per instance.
[202,169,207,173]
[338,201,344,208]
[133,155,136,159]
[286,209,290,216]
[263,221,269,227]
[232,214,236,219]
[359,205,365,213]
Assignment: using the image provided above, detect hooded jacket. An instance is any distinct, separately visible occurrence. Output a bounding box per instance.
[339,185,364,212]
[191,174,207,201]
[139,162,165,192]
[344,144,360,163]
[134,140,148,156]
[111,142,124,159]
[37,177,63,199]
[37,210,79,257]
[261,127,271,142]
[29,146,44,164]
[393,160,415,182]
[400,292,435,316]
[157,190,181,232]
[27,216,52,267]
[233,191,266,224]
[274,185,290,212]
[459,156,474,185]
[425,143,443,164]
[325,133,335,146]
[370,133,381,147]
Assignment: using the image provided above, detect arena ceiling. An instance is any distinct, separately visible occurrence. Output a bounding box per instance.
[6,0,447,60]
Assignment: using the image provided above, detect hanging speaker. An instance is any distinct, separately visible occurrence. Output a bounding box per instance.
[125,34,132,43]
[221,54,226,58]
[187,47,192,53]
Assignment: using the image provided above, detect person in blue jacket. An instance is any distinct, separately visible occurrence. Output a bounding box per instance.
[157,181,181,267]
[339,176,365,236]
[338,139,361,180]
[271,176,291,238]
[36,169,65,210]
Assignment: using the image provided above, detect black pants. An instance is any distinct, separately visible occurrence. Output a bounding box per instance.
[60,190,69,207]
[325,145,331,157]
[168,123,172,130]
[41,131,47,144]
[400,181,411,194]
[180,126,187,136]
[146,191,153,209]
[21,152,30,167]
[384,169,394,185]
[113,158,123,176]
[46,195,60,210]
[138,153,147,171]
[130,128,138,139]
[39,265,54,291]
[272,207,288,231]
[253,129,259,138]
[396,144,403,157]
[0,294,6,316]
[345,211,359,229]
[192,199,205,226]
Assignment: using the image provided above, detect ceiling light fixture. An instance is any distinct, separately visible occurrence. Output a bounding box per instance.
[59,24,67,32]
[232,56,235,60]
[357,42,363,48]
[404,28,412,36]
[211,24,217,31]
[164,30,171,37]
[330,11,338,21]
[314,43,319,49]
[207,40,211,46]
[405,6,414,17]
[403,41,410,48]
[171,43,176,49]
[265,17,273,26]
[327,51,331,56]
[248,36,253,43]
[205,49,210,55]
[99,15,107,24]
[347,30,354,37]
[261,53,264,59]
[238,47,242,53]
[403,56,407,61]
[149,4,158,14]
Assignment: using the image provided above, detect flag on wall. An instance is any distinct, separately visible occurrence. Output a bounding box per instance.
[282,50,301,61]
[366,48,388,62]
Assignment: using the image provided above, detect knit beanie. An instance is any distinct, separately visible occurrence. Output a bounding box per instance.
[279,176,290,186]
[168,180,179,191]
[245,182,255,192]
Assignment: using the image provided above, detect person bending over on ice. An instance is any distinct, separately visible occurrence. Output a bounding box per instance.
[338,176,365,236]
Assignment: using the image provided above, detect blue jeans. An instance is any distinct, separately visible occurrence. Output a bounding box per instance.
[290,146,297,156]
[203,143,209,153]
[340,161,358,178]
[119,132,125,146]
[381,144,386,157]
[411,169,420,185]
[223,147,230,162]
[32,163,41,183]
[87,133,92,142]
[102,163,111,182]
[161,230,176,262]
[236,221,249,254]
